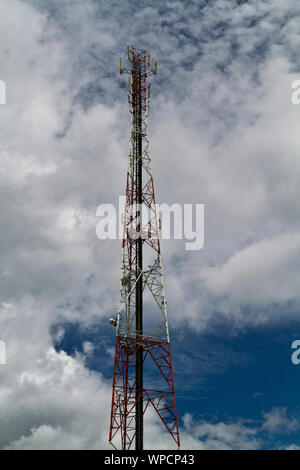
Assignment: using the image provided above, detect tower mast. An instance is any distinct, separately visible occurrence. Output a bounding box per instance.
[109,46,180,451]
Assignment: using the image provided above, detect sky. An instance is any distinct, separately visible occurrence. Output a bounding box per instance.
[0,0,300,449]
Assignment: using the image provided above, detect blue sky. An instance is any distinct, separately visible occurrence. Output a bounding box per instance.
[0,0,300,449]
[52,318,300,449]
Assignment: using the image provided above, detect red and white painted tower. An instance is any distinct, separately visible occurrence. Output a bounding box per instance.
[109,46,180,451]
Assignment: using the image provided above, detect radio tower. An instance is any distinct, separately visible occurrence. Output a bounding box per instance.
[109,46,180,451]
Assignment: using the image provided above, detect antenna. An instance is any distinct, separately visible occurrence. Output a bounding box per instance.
[109,46,180,451]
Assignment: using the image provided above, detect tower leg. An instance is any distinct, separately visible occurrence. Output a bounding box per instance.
[135,66,144,451]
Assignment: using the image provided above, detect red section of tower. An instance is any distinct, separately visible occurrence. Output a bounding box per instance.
[109,46,180,450]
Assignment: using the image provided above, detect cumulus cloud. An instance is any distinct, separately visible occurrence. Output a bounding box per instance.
[262,408,300,435]
[0,0,299,330]
[155,56,300,330]
[0,298,111,449]
[181,413,260,450]
[198,231,300,326]
[283,444,300,450]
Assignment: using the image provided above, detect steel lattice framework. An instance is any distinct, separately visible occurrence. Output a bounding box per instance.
[109,46,180,450]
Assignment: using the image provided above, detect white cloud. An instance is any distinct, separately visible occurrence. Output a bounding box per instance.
[262,408,300,435]
[283,444,300,450]
[153,55,300,330]
[201,231,300,305]
[0,298,111,449]
[181,413,260,450]
[83,341,94,357]
[0,0,299,330]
